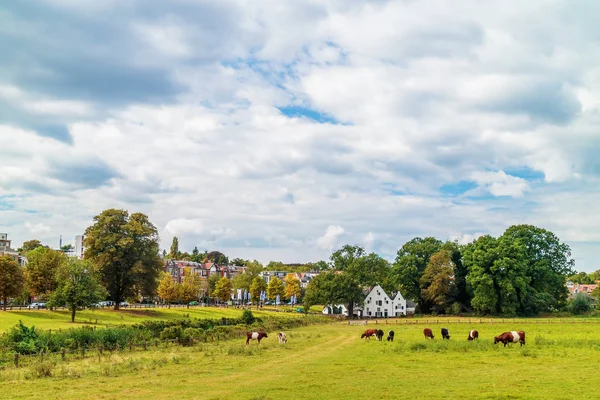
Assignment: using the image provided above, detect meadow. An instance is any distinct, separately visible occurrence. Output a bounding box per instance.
[0,306,299,333]
[1,317,600,400]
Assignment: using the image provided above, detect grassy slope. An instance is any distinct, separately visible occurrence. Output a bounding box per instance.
[2,321,600,399]
[0,307,297,332]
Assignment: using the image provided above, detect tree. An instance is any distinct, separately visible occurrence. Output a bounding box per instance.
[181,272,203,307]
[21,240,44,253]
[208,273,221,296]
[267,277,285,302]
[231,258,246,266]
[190,246,202,263]
[25,247,66,300]
[392,237,443,312]
[420,250,455,313]
[233,272,253,292]
[206,251,228,264]
[212,277,233,303]
[568,293,591,315]
[567,271,593,284]
[47,258,106,322]
[169,237,180,259]
[303,271,363,317]
[60,244,74,252]
[84,209,163,310]
[0,255,25,311]
[284,274,302,300]
[157,272,178,308]
[249,276,266,303]
[311,260,330,272]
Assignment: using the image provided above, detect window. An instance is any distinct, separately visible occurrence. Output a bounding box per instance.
[377,307,381,312]
[368,311,372,316]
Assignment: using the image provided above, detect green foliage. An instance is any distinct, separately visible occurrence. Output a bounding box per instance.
[240,310,256,325]
[249,276,267,302]
[304,271,363,316]
[20,239,44,253]
[47,258,107,322]
[420,250,455,313]
[567,271,594,284]
[212,277,233,302]
[169,237,180,259]
[568,294,591,315]
[0,255,25,310]
[266,277,285,301]
[84,209,162,308]
[25,247,66,300]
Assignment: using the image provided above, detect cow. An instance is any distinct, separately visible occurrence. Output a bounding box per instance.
[246,331,268,345]
[441,328,450,340]
[376,329,384,341]
[361,329,379,339]
[277,331,287,344]
[467,330,479,341]
[387,330,395,342]
[423,328,434,339]
[494,331,525,347]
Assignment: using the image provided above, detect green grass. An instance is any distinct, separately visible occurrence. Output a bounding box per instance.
[0,307,298,333]
[2,320,600,399]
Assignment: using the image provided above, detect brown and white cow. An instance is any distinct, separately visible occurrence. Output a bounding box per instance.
[277,331,287,344]
[423,328,434,339]
[246,331,268,345]
[494,331,525,347]
[361,329,379,339]
[467,330,479,341]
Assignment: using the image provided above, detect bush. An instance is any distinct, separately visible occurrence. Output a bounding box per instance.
[568,294,591,315]
[241,310,256,325]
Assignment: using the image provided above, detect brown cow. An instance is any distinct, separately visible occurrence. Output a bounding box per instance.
[361,329,379,339]
[246,331,268,345]
[423,328,434,339]
[467,330,479,341]
[494,331,525,347]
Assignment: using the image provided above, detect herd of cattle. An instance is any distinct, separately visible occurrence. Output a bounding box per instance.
[244,328,526,347]
[361,328,526,346]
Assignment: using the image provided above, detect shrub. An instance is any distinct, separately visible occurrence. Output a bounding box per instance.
[568,294,591,315]
[241,310,256,325]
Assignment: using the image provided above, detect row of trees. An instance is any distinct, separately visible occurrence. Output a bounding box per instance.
[305,225,579,317]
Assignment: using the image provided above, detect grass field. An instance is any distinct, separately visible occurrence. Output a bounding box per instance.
[2,319,600,399]
[0,306,299,333]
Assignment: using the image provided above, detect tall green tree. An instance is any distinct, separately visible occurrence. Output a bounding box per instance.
[190,246,201,262]
[206,251,228,264]
[181,273,203,307]
[213,277,233,303]
[169,237,180,259]
[208,273,221,296]
[0,255,25,311]
[392,237,443,311]
[84,209,163,310]
[25,247,66,300]
[303,271,363,317]
[157,272,178,308]
[249,276,267,303]
[567,271,593,284]
[420,250,455,314]
[20,240,44,253]
[267,277,285,302]
[48,258,106,322]
[284,274,302,300]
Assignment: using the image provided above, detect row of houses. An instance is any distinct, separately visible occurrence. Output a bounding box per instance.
[0,233,27,266]
[566,281,599,297]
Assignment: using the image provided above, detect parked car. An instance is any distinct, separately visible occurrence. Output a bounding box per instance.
[27,302,46,310]
[189,301,198,306]
[119,301,129,307]
[264,301,271,305]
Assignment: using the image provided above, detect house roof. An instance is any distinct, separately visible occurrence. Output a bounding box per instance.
[406,300,416,308]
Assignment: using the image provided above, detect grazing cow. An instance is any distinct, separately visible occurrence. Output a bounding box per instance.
[494,331,525,347]
[277,331,287,344]
[387,330,395,342]
[246,331,268,345]
[468,330,479,341]
[376,329,384,341]
[423,328,434,339]
[441,328,450,340]
[361,329,379,339]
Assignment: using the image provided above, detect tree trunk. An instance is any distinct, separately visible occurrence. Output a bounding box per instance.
[114,302,120,311]
[168,302,171,309]
[2,296,6,311]
[187,303,190,309]
[71,306,76,322]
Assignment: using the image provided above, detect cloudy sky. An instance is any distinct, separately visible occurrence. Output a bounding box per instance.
[1,0,599,270]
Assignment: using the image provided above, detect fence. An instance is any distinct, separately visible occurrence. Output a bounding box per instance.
[344,318,600,326]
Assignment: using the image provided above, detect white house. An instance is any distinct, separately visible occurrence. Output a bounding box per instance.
[363,285,409,318]
[322,304,362,317]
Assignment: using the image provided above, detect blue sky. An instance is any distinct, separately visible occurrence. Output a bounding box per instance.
[1,0,599,271]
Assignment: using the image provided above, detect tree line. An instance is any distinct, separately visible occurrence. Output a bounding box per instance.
[305,224,581,317]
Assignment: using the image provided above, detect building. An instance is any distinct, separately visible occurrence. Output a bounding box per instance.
[0,233,27,266]
[567,281,599,297]
[363,284,409,318]
[74,235,85,259]
[259,270,288,285]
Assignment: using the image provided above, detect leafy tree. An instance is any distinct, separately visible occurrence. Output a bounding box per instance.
[233,272,253,291]
[47,258,106,322]
[206,251,228,264]
[181,272,203,307]
[266,261,285,270]
[25,247,66,300]
[311,260,330,272]
[84,209,163,310]
[284,274,302,300]
[568,293,591,315]
[303,271,363,317]
[267,277,285,302]
[392,237,443,312]
[157,272,178,308]
[420,250,455,313]
[190,246,202,262]
[208,273,221,296]
[589,269,600,283]
[0,255,25,311]
[442,241,470,311]
[590,287,600,303]
[60,244,74,252]
[21,240,44,253]
[567,271,593,284]
[169,237,180,259]
[249,276,266,303]
[231,258,246,266]
[212,277,233,303]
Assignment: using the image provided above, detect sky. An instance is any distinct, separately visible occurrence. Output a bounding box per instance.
[1,0,600,271]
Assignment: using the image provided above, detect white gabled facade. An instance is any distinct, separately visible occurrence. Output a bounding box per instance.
[363,285,408,318]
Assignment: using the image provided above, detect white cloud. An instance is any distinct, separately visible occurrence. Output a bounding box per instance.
[25,222,52,234]
[470,171,530,198]
[164,219,204,237]
[317,225,345,251]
